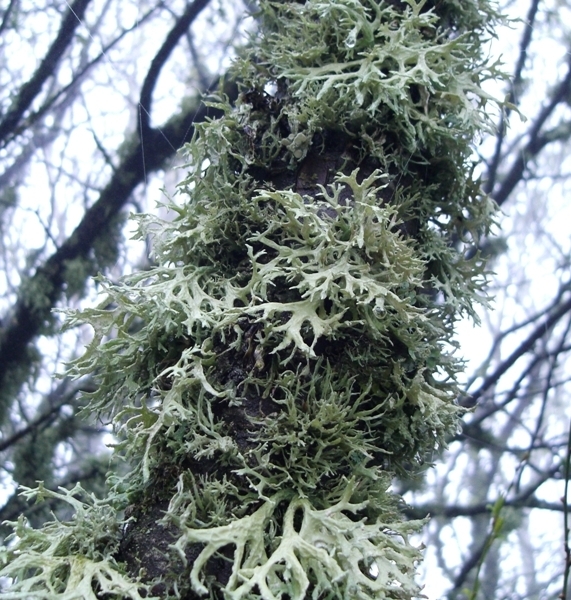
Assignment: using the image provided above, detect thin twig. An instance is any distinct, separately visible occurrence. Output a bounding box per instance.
[561,419,571,599]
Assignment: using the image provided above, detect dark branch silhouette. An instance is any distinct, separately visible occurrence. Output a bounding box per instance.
[138,0,212,136]
[0,0,92,147]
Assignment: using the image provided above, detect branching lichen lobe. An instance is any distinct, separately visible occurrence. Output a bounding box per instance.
[0,1,505,599]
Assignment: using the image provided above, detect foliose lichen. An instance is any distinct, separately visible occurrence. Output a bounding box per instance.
[0,1,504,598]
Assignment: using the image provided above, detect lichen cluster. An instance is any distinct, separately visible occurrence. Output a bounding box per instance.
[0,1,502,598]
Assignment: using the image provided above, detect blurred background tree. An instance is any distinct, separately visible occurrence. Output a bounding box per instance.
[0,0,570,598]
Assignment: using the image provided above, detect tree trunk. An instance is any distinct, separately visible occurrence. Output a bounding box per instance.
[0,1,503,598]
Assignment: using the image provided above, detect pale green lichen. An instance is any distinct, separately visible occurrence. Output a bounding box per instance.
[171,479,423,600]
[0,484,149,600]
[0,0,504,598]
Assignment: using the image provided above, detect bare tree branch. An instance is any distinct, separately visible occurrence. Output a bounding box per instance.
[138,0,212,137]
[409,496,564,520]
[485,0,542,194]
[17,5,161,139]
[491,55,571,205]
[0,0,18,37]
[0,378,94,453]
[0,0,92,147]
[464,293,571,407]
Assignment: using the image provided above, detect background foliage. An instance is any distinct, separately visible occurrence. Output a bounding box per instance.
[0,0,570,598]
